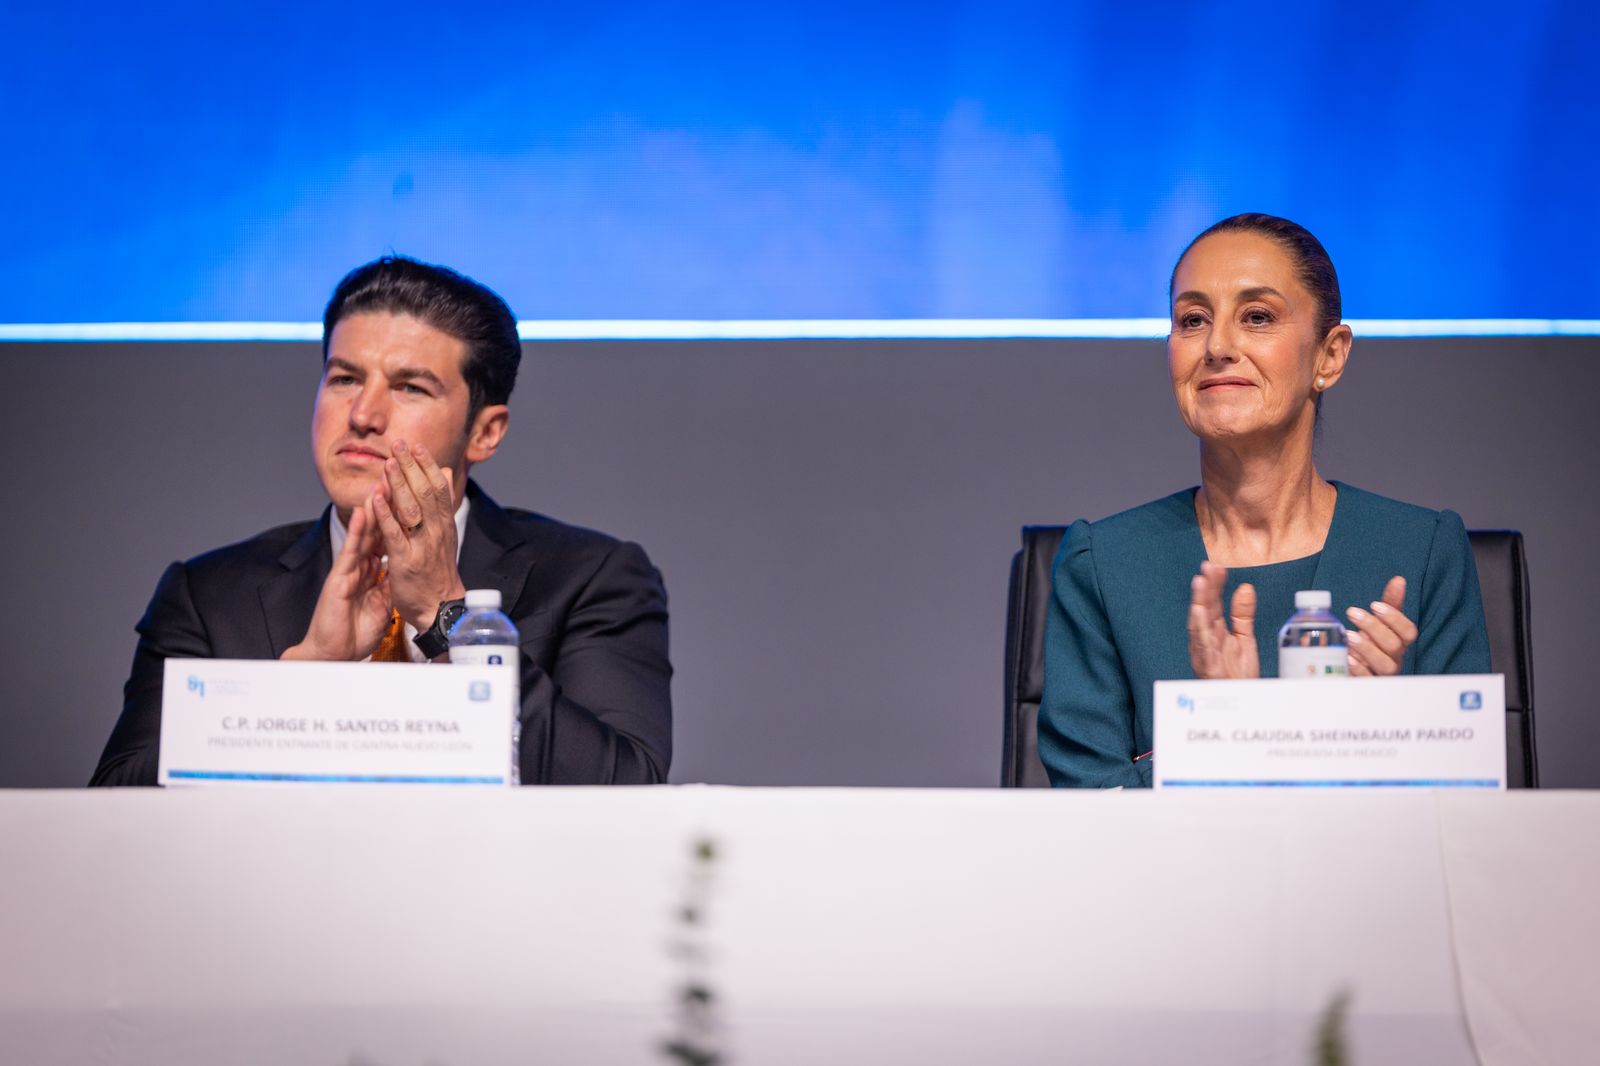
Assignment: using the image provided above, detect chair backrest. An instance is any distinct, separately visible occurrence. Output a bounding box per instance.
[1003,526,1538,788]
[1469,531,1538,788]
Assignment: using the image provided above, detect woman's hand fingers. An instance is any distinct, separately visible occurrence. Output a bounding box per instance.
[1370,598,1418,647]
[1345,606,1404,659]
[1187,601,1207,669]
[1188,601,1217,676]
[1229,582,1256,640]
[1188,569,1221,676]
[1190,563,1251,679]
[1345,577,1417,676]
[1381,575,1407,612]
[1199,561,1227,614]
[1346,628,1398,674]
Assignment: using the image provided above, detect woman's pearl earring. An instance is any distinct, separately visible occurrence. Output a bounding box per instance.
[1316,376,1326,389]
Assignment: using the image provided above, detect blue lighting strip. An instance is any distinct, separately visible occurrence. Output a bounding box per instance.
[1,319,1597,343]
[1160,779,1502,788]
[0,322,325,342]
[167,770,506,784]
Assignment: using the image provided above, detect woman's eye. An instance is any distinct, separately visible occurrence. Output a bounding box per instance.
[1244,309,1273,325]
[1179,312,1206,329]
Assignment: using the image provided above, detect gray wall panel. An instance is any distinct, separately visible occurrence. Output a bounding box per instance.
[2,336,1595,788]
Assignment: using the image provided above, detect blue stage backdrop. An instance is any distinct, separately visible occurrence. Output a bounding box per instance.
[4,1,1596,324]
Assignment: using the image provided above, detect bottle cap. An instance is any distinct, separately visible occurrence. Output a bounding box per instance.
[1294,590,1332,610]
[464,588,502,610]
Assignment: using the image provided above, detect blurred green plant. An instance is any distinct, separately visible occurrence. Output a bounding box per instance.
[1314,989,1352,1066]
[662,836,725,1066]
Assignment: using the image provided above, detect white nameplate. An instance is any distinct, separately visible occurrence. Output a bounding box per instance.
[1153,674,1505,790]
[159,659,518,787]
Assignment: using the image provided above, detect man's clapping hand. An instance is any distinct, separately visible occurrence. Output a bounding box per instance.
[281,504,392,661]
[369,439,467,633]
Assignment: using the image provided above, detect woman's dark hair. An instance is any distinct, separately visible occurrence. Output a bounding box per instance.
[1169,213,1342,342]
[322,255,522,425]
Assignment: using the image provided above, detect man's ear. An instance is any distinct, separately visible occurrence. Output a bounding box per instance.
[464,405,510,464]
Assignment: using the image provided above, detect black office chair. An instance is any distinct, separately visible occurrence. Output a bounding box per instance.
[1003,526,1538,788]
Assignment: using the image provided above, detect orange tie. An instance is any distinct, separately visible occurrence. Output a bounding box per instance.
[372,609,410,662]
[371,562,409,662]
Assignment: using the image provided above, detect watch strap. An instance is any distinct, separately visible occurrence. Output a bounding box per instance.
[413,597,466,660]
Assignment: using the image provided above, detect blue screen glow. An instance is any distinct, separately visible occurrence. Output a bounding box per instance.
[3,2,1596,326]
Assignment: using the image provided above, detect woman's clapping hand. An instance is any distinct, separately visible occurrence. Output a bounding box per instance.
[1187,561,1261,679]
[1345,576,1418,676]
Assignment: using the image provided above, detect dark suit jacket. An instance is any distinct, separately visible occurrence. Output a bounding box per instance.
[91,482,671,786]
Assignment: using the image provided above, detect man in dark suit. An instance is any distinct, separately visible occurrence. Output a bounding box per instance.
[92,257,671,786]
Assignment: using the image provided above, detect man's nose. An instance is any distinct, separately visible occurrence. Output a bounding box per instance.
[348,382,388,433]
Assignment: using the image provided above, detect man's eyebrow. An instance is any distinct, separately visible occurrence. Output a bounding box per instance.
[389,366,446,390]
[324,358,445,390]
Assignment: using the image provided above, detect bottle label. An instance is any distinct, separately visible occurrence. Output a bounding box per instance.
[446,645,520,785]
[449,644,518,667]
[1278,646,1349,679]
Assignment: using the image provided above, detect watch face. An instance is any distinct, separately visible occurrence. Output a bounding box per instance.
[416,599,470,659]
[439,601,468,633]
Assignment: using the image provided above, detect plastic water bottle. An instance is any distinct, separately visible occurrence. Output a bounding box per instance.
[1277,590,1349,678]
[448,589,522,784]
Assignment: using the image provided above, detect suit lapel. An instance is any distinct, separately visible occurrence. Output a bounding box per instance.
[259,510,333,659]
[458,482,538,614]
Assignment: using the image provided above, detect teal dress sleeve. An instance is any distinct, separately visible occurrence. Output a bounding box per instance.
[1037,520,1152,789]
[1414,509,1493,674]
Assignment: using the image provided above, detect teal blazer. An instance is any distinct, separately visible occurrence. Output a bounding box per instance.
[1038,482,1492,789]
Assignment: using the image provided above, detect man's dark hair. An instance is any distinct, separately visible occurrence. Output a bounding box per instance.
[322,255,522,424]
[1170,213,1342,341]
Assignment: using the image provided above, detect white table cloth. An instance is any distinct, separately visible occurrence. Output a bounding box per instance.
[2,788,1594,1065]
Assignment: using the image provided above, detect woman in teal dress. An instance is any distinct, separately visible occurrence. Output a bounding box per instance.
[1038,214,1491,789]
